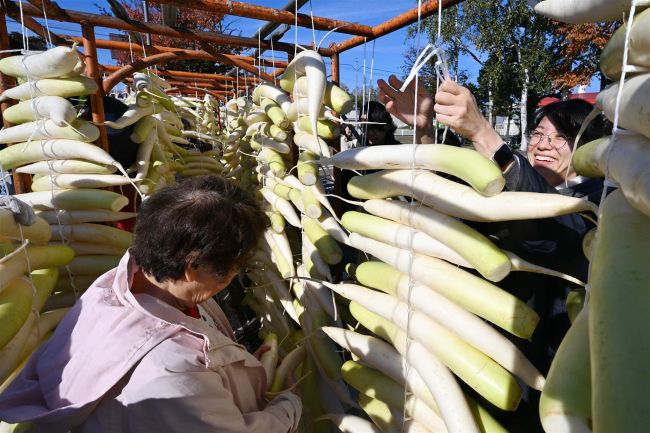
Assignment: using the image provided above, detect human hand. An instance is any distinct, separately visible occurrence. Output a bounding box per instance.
[253,343,270,360]
[378,75,435,142]
[434,80,503,155]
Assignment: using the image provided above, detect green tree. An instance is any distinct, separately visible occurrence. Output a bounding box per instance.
[404,0,560,149]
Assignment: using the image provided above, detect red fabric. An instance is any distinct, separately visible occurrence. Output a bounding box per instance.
[538,93,598,107]
[568,92,598,105]
[183,306,201,319]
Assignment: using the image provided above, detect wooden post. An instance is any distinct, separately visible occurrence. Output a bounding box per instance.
[0,11,30,193]
[330,52,340,85]
[81,23,109,152]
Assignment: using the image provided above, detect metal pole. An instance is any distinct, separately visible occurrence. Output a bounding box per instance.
[142,0,152,45]
[81,24,109,152]
[331,0,463,54]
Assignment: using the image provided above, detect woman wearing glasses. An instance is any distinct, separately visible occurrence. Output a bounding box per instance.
[379,76,610,432]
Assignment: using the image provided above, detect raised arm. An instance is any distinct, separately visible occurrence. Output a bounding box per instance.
[378,75,436,144]
[433,80,504,159]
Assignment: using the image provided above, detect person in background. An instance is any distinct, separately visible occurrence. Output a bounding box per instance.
[0,176,302,433]
[378,75,611,432]
[340,125,358,151]
[362,101,400,146]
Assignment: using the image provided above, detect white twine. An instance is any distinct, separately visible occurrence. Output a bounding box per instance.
[588,1,640,297]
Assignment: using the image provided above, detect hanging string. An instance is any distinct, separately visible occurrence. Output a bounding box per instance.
[127,34,135,64]
[435,0,443,144]
[308,0,317,48]
[361,38,367,146]
[364,39,376,142]
[270,38,277,86]
[294,0,298,59]
[39,1,54,48]
[17,0,29,52]
[236,67,240,95]
[586,0,641,301]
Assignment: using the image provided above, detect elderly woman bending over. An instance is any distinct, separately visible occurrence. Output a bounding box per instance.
[0,176,301,433]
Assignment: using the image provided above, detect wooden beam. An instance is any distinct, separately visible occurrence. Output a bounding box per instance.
[67,36,289,69]
[9,1,336,54]
[331,0,463,53]
[4,1,69,46]
[200,42,275,83]
[148,0,374,37]
[81,25,109,153]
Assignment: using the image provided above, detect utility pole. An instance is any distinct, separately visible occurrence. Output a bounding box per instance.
[142,0,151,45]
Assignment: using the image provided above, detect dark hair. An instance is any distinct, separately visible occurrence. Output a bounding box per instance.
[130,175,267,282]
[531,99,612,145]
[365,101,398,144]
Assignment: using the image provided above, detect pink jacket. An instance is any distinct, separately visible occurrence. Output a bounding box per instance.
[0,253,301,433]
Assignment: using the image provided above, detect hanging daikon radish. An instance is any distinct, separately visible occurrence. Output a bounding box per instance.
[292,77,355,114]
[589,190,650,433]
[62,255,121,276]
[342,211,470,266]
[348,169,598,221]
[298,117,340,140]
[356,261,545,390]
[252,84,292,113]
[49,241,127,257]
[35,209,136,225]
[349,303,482,433]
[0,119,99,144]
[102,103,155,129]
[539,309,591,433]
[328,283,522,411]
[15,160,116,175]
[533,0,650,24]
[0,139,117,170]
[341,361,448,432]
[0,278,33,349]
[0,210,51,245]
[325,144,504,196]
[0,245,75,292]
[302,216,342,265]
[281,51,327,132]
[30,174,136,191]
[596,74,650,139]
[0,44,83,79]
[50,223,133,249]
[2,96,77,127]
[294,132,330,157]
[573,135,650,216]
[0,76,97,102]
[600,7,650,80]
[349,233,539,338]
[15,189,129,212]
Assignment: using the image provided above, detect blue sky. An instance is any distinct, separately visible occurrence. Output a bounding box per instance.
[5,1,596,92]
[5,0,458,90]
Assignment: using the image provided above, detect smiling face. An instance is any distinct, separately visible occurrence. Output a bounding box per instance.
[527,116,576,187]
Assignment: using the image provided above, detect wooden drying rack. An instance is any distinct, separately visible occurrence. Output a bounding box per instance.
[0,0,462,193]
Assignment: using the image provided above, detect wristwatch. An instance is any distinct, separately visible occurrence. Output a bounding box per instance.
[492,143,515,171]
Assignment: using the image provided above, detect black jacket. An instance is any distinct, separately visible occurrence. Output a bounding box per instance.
[470,153,602,432]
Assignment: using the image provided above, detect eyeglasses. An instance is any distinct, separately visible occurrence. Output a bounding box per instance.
[528,131,572,150]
